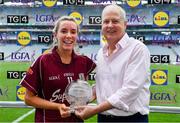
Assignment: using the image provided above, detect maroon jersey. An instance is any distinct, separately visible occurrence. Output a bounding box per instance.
[20,46,96,122]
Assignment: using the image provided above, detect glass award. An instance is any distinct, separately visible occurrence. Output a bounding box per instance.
[65,79,92,113]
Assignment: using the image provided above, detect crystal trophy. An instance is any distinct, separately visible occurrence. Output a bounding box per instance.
[65,79,92,114]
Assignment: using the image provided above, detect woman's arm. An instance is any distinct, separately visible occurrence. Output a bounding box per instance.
[25,89,70,118]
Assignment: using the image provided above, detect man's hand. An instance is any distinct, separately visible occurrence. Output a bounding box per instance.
[75,101,113,120]
[75,105,97,120]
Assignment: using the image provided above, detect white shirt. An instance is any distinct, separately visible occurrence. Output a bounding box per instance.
[96,33,150,116]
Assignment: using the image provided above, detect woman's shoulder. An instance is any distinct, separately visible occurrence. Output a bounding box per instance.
[76,54,90,60]
[37,51,54,61]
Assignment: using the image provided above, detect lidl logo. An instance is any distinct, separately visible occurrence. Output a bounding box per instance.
[151,70,168,85]
[153,11,169,27]
[16,86,26,101]
[17,31,31,46]
[42,0,57,8]
[69,11,83,25]
[126,0,141,8]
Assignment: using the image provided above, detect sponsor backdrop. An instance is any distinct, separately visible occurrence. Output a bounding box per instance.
[0,0,180,108]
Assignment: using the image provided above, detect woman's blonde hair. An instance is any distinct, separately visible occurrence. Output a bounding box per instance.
[53,16,79,34]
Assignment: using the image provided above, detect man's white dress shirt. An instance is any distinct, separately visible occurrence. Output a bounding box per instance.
[96,33,150,116]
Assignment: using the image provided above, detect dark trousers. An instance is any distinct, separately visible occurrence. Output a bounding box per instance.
[98,112,148,123]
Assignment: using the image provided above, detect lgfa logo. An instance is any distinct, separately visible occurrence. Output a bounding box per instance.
[69,11,83,25]
[151,70,168,85]
[16,86,26,101]
[126,0,141,8]
[42,0,57,8]
[153,11,169,27]
[17,31,31,46]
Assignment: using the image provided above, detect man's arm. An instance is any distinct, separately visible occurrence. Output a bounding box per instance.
[76,100,113,120]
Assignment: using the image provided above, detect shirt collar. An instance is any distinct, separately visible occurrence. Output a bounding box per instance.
[117,33,129,49]
[52,46,78,64]
[102,33,129,55]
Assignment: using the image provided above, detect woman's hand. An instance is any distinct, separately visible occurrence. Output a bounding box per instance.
[58,104,71,118]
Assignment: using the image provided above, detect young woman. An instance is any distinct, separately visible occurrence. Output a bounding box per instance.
[20,16,96,122]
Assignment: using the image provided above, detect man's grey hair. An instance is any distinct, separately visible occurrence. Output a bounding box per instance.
[102,4,127,21]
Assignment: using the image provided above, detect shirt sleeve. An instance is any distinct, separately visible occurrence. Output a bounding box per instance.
[19,55,43,95]
[107,44,150,111]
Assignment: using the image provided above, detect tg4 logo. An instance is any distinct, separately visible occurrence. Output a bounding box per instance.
[151,55,170,63]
